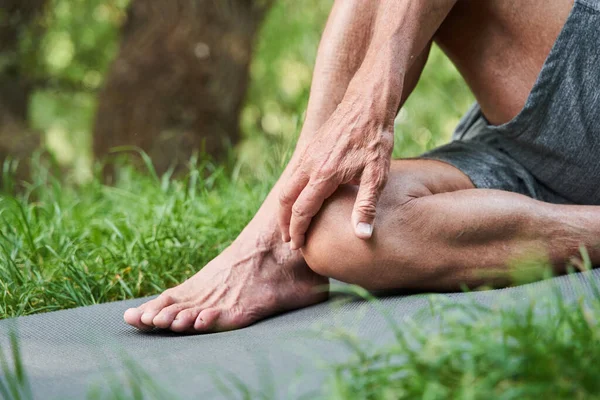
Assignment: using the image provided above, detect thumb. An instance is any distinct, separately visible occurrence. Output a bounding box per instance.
[351,165,387,240]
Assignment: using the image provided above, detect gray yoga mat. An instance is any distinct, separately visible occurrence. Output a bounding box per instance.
[1,270,599,399]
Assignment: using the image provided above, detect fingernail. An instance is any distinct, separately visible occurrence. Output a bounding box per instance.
[290,241,298,250]
[357,223,373,237]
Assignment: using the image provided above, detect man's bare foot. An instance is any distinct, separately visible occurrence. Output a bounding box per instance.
[123,236,328,333]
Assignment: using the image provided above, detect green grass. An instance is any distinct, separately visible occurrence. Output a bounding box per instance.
[0,154,273,319]
[322,283,600,400]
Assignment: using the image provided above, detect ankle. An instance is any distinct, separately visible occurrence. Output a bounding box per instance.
[231,226,303,268]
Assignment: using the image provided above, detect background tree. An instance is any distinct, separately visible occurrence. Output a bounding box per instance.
[0,0,47,179]
[93,0,274,175]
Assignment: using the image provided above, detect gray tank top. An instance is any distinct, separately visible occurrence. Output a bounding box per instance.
[453,0,600,205]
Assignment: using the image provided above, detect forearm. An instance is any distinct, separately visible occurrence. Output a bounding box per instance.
[241,12,371,246]
[299,0,378,140]
[340,0,456,125]
[236,2,376,246]
[300,0,445,145]
[240,1,400,242]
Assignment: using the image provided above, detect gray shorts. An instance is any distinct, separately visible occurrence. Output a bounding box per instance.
[423,0,600,206]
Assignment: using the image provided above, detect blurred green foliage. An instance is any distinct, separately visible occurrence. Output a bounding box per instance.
[23,0,473,178]
[39,0,127,84]
[28,0,128,178]
[239,0,331,168]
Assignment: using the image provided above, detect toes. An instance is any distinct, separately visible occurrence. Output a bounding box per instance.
[194,308,222,332]
[123,308,153,331]
[140,293,177,326]
[152,303,190,329]
[171,308,202,333]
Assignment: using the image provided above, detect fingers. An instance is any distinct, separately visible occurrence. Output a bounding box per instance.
[289,178,339,250]
[278,170,309,243]
[351,164,388,240]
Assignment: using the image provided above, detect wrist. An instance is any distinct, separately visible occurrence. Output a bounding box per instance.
[338,90,399,131]
[344,70,404,127]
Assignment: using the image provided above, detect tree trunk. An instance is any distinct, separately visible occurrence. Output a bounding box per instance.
[0,80,39,180]
[0,0,47,182]
[93,0,273,176]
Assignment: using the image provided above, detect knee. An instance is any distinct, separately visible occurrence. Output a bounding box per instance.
[301,185,362,279]
[301,183,418,290]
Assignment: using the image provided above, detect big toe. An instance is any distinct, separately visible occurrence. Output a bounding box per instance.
[124,308,153,331]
